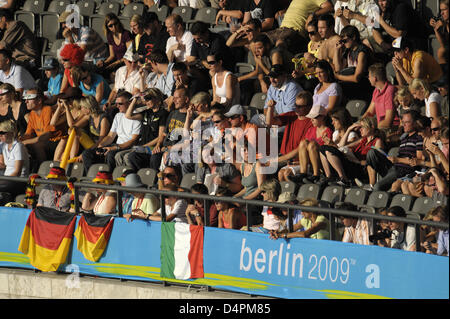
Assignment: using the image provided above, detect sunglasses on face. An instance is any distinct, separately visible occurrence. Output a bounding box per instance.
[339,38,349,44]
[230,115,240,119]
[163,173,176,179]
[308,31,317,36]
[62,59,70,62]
[108,21,118,28]
[207,60,217,65]
[213,119,222,124]
[0,131,8,135]
[295,103,309,108]
[431,127,441,132]
[116,102,127,106]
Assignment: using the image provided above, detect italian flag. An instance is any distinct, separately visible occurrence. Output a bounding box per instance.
[160,222,204,280]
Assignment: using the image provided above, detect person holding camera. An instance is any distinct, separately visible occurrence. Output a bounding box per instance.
[386,206,416,251]
[429,0,449,65]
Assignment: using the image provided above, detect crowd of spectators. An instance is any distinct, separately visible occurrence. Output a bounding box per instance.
[0,0,448,256]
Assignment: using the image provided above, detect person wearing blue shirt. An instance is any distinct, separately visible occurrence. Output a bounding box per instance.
[264,64,303,116]
[74,65,112,107]
[40,57,63,99]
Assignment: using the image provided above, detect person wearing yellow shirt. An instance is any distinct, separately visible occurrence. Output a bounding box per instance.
[391,36,443,86]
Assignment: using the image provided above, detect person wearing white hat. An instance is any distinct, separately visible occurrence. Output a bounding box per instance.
[296,104,332,183]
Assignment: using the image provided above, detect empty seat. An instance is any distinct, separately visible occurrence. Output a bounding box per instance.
[345,100,368,119]
[190,7,218,26]
[390,193,414,212]
[68,162,85,180]
[171,6,194,23]
[249,92,267,111]
[48,0,72,14]
[411,196,435,215]
[121,2,145,18]
[280,181,297,194]
[358,190,391,213]
[320,185,344,206]
[343,187,368,206]
[297,183,321,201]
[90,15,108,42]
[148,4,170,23]
[40,13,60,42]
[137,168,157,187]
[14,0,47,34]
[180,173,197,190]
[76,0,96,25]
[96,2,120,16]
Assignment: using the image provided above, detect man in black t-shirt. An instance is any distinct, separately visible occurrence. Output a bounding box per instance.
[138,11,170,64]
[215,0,245,25]
[242,0,276,31]
[172,62,210,98]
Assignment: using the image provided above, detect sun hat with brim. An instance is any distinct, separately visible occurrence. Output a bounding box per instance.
[306,105,327,119]
[92,171,115,185]
[124,173,145,188]
[22,91,39,100]
[116,169,135,182]
[0,88,10,95]
[277,192,297,203]
[46,167,67,180]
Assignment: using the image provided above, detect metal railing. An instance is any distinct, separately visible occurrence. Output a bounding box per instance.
[1,175,448,253]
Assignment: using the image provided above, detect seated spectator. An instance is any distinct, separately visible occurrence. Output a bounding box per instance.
[157,165,183,191]
[0,120,29,204]
[268,0,334,53]
[97,13,133,73]
[208,52,240,109]
[269,198,330,240]
[394,86,421,117]
[316,14,341,66]
[165,14,193,63]
[138,11,170,65]
[429,206,449,256]
[187,21,234,72]
[226,18,262,49]
[142,50,174,104]
[333,0,378,44]
[71,96,111,162]
[122,173,160,222]
[40,58,63,101]
[276,192,304,233]
[255,178,282,232]
[365,0,428,54]
[0,83,28,137]
[361,63,399,131]
[429,0,449,65]
[242,0,276,31]
[320,116,382,188]
[72,65,111,107]
[267,91,313,180]
[0,49,36,96]
[123,88,169,171]
[215,0,245,26]
[409,78,442,120]
[333,25,372,101]
[233,139,266,200]
[172,61,209,98]
[115,169,135,217]
[0,8,39,69]
[386,206,416,251]
[366,110,424,191]
[130,14,146,54]
[177,0,207,9]
[185,183,218,227]
[264,64,304,116]
[336,202,372,245]
[81,171,117,216]
[215,187,247,230]
[106,50,143,109]
[435,75,449,117]
[36,167,74,213]
[312,59,343,113]
[20,89,65,172]
[82,91,141,173]
[58,43,85,94]
[151,183,189,223]
[59,11,109,63]
[392,36,443,86]
[296,105,332,183]
[50,87,83,162]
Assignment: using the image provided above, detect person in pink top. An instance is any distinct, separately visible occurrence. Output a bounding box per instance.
[361,63,399,133]
[297,104,332,183]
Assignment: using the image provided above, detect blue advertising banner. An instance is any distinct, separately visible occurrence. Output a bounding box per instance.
[0,207,448,299]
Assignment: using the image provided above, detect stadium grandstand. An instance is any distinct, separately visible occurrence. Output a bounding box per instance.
[0,0,448,299]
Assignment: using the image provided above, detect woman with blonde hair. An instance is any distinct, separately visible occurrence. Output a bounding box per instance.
[98,13,133,72]
[269,198,330,240]
[394,86,421,116]
[409,78,442,119]
[0,120,29,204]
[0,83,28,137]
[129,14,145,53]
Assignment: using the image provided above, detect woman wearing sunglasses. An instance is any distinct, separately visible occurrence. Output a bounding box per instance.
[208,52,240,109]
[71,64,111,107]
[98,13,133,74]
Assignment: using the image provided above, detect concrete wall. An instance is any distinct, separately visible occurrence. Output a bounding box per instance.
[0,268,269,299]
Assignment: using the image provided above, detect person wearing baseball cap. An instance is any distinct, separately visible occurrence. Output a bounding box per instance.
[40,57,63,100]
[265,64,303,116]
[391,36,443,86]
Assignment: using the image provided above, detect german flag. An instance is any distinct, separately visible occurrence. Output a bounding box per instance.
[74,213,114,262]
[18,207,77,272]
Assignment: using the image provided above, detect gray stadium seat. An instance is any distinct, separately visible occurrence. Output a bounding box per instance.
[137,168,157,187]
[320,185,344,206]
[113,166,133,180]
[345,100,368,119]
[90,15,108,42]
[77,0,96,25]
[121,2,145,18]
[343,187,368,206]
[14,0,46,34]
[411,196,435,216]
[40,13,60,42]
[80,163,111,182]
[280,181,297,194]
[14,194,27,206]
[171,6,194,23]
[180,173,197,190]
[359,190,391,213]
[148,4,170,23]
[68,162,85,180]
[97,1,121,16]
[390,193,414,212]
[297,183,321,201]
[47,0,71,14]
[249,92,267,112]
[188,7,218,28]
[37,161,61,178]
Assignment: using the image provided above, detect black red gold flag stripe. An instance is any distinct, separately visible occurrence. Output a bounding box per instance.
[75,213,114,262]
[18,207,77,272]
